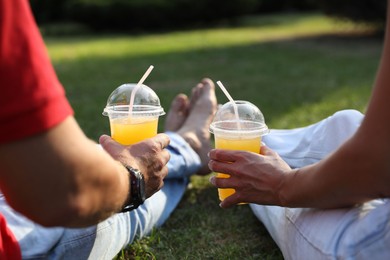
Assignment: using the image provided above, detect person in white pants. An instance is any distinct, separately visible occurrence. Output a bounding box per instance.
[253,110,390,259]
[209,0,390,258]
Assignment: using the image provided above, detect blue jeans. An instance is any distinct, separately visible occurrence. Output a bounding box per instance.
[0,132,201,259]
[251,110,390,259]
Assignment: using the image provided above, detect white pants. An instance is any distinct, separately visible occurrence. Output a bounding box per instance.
[251,110,390,260]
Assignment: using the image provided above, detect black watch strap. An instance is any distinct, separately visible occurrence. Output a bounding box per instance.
[121,165,146,213]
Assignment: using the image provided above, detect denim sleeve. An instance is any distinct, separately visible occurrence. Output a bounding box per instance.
[165,131,201,179]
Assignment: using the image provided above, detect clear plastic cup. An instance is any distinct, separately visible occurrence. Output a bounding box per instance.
[102,83,165,145]
[209,100,269,202]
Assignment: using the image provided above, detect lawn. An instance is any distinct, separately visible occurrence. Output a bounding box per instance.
[45,12,382,259]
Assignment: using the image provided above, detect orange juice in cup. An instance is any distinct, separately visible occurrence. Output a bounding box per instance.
[210,100,268,202]
[103,83,165,145]
[215,135,262,200]
[110,116,159,145]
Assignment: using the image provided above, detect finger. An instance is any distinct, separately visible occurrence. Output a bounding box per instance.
[209,175,236,189]
[209,177,244,208]
[219,193,241,208]
[208,149,239,162]
[152,133,170,150]
[208,160,234,176]
[148,149,170,174]
[162,149,171,166]
[162,166,169,179]
[260,145,276,156]
[99,134,112,146]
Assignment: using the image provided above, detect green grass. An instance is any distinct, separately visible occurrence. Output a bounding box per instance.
[45,12,382,259]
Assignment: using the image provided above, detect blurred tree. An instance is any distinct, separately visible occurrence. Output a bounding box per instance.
[31,0,261,31]
[315,0,386,27]
[30,0,69,23]
[255,0,386,31]
[257,0,316,13]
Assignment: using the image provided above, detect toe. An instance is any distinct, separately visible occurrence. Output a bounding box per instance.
[189,82,204,109]
[201,78,215,89]
[171,94,188,111]
[164,94,189,132]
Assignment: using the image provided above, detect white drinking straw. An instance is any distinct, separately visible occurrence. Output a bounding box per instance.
[128,65,154,117]
[216,81,241,129]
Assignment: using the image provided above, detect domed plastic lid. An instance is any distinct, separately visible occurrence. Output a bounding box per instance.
[209,100,269,137]
[102,83,165,117]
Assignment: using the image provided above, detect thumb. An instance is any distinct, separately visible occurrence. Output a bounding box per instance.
[99,134,122,156]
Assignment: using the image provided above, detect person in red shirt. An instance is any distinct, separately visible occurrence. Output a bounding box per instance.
[0,0,217,258]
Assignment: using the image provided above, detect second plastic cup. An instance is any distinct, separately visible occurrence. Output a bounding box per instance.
[209,100,269,202]
[103,83,165,145]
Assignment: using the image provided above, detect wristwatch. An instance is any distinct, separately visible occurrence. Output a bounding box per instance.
[120,165,146,213]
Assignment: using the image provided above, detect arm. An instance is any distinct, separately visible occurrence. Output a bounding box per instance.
[0,0,169,227]
[278,0,390,207]
[0,116,170,227]
[209,1,390,209]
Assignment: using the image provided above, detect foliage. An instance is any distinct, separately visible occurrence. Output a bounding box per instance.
[30,0,69,22]
[31,0,387,32]
[315,0,387,28]
[31,0,260,31]
[257,0,317,13]
[256,0,386,31]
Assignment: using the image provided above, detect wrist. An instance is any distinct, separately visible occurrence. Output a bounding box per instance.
[120,164,146,213]
[277,169,299,207]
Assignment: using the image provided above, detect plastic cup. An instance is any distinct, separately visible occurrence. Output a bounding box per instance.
[209,100,269,202]
[102,83,165,145]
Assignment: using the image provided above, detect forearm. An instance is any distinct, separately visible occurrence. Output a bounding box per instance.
[0,117,129,227]
[51,139,130,227]
[279,134,390,208]
[280,2,390,208]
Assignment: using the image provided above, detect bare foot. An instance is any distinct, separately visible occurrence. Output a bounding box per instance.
[177,78,217,175]
[164,94,189,132]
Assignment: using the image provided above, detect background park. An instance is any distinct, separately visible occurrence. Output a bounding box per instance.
[32,0,386,259]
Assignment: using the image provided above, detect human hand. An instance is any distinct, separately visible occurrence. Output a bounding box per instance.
[99,134,170,198]
[208,145,291,208]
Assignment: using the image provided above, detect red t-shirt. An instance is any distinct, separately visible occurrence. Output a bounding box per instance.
[0,0,73,144]
[0,214,21,260]
[0,0,74,258]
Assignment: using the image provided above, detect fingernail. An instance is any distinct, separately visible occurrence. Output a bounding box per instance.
[209,176,215,185]
[99,135,108,144]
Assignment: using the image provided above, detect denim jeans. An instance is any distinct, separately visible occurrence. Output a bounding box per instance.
[0,132,201,259]
[251,110,390,259]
